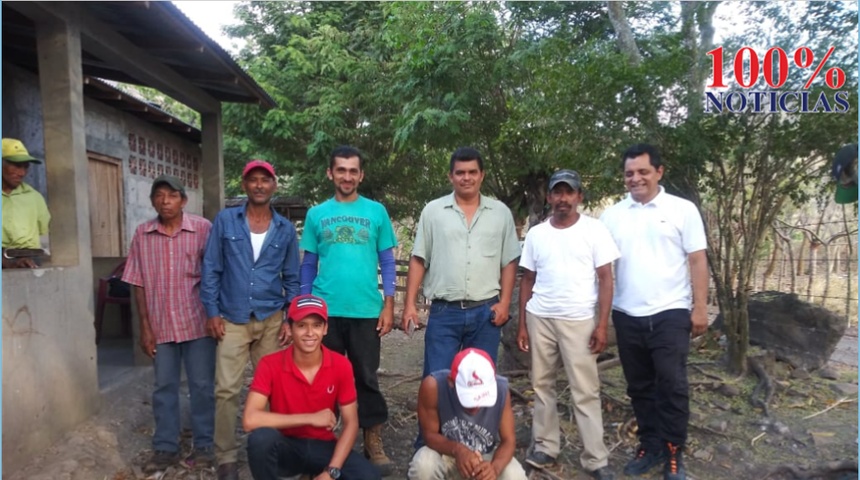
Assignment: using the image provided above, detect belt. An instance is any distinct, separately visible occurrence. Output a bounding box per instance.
[432,296,498,310]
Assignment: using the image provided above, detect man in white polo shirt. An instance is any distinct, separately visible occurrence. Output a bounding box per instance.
[517,170,618,480]
[599,144,708,480]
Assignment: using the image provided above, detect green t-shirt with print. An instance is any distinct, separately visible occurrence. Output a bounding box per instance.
[300,196,397,318]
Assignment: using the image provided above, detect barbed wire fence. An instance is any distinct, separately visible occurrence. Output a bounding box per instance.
[744,235,857,325]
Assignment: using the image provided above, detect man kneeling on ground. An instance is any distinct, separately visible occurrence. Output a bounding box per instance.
[243,294,381,480]
[408,348,527,480]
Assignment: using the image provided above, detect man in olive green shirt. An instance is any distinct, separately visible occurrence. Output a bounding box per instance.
[2,138,50,269]
[401,147,520,377]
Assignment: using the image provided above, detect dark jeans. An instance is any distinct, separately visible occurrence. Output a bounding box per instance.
[415,298,500,449]
[323,317,388,428]
[247,428,380,480]
[422,299,501,377]
[612,309,691,448]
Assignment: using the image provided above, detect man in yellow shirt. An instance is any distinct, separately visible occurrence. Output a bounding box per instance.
[2,138,51,269]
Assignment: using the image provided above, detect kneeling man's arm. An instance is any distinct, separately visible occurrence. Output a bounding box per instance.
[327,400,360,470]
[419,377,482,479]
[242,391,337,433]
[490,391,517,476]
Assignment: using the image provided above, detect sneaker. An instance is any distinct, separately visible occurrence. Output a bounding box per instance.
[623,445,666,476]
[525,450,556,469]
[664,442,686,480]
[143,450,179,474]
[588,466,616,480]
[182,447,215,470]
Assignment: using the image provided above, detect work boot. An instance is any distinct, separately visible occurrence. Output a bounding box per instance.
[364,425,393,476]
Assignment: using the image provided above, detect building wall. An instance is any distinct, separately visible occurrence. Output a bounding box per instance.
[1,63,203,472]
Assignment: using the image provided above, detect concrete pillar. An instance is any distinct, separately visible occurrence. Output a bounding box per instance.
[36,12,91,268]
[201,110,224,221]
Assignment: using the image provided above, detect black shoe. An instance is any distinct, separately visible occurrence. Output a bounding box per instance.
[182,447,215,470]
[623,445,667,476]
[664,443,686,480]
[217,462,239,480]
[525,450,556,469]
[143,450,179,474]
[588,466,616,480]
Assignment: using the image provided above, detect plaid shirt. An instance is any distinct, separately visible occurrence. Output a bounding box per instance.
[123,213,212,344]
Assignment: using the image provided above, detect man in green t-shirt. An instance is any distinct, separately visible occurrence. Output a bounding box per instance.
[299,145,398,476]
[2,138,51,269]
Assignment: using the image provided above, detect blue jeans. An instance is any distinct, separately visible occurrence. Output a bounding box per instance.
[422,299,501,377]
[247,428,381,480]
[152,336,216,452]
[416,299,501,450]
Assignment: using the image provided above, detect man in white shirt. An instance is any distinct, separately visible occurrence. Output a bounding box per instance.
[599,144,708,480]
[517,170,618,480]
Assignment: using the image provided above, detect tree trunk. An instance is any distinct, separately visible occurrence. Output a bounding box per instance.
[797,235,807,274]
[806,241,819,301]
[777,244,785,291]
[785,239,796,294]
[499,274,530,371]
[606,2,643,67]
[822,243,831,307]
[722,293,749,375]
[761,231,780,290]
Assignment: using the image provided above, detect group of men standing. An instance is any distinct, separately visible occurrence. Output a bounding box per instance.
[116,140,706,480]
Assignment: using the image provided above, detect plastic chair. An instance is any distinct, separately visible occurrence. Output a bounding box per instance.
[94,260,132,344]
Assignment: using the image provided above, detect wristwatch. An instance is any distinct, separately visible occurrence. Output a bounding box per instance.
[327,466,341,479]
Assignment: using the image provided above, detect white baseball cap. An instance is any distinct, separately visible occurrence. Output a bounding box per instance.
[449,348,498,408]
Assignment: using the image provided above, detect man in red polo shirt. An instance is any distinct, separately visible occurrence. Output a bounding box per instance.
[243,294,381,480]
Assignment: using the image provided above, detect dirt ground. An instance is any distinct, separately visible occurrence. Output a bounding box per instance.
[6,312,858,480]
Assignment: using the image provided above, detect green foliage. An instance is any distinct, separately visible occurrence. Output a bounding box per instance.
[217,3,857,297]
[113,84,201,127]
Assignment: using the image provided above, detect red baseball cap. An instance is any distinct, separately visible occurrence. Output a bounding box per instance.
[449,348,498,408]
[242,159,276,179]
[287,294,328,322]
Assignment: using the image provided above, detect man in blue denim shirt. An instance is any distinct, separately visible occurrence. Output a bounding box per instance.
[201,159,300,480]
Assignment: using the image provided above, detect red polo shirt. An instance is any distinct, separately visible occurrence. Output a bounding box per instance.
[249,345,357,441]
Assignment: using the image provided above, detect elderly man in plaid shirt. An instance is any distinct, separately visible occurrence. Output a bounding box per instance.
[123,175,216,473]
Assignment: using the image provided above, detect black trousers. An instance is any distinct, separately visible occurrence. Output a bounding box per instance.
[246,428,380,480]
[323,316,388,429]
[613,309,691,448]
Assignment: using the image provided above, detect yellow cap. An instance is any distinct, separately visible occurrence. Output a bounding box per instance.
[2,138,41,164]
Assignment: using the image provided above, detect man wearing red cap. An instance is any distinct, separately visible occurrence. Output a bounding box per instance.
[243,294,381,480]
[408,348,526,480]
[201,159,300,480]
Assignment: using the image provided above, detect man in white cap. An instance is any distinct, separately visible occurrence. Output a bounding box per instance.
[1,138,50,268]
[408,348,526,480]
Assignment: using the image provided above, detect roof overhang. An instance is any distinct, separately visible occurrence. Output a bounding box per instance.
[84,76,202,143]
[3,1,276,113]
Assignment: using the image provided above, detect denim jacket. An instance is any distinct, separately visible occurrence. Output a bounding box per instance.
[201,203,299,323]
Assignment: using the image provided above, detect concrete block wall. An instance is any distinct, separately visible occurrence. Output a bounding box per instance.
[1,62,204,472]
